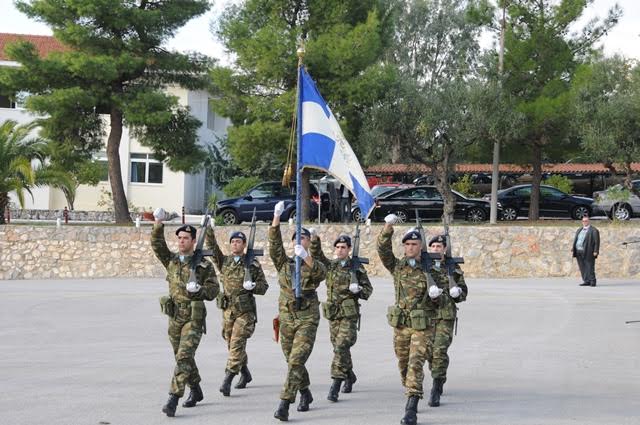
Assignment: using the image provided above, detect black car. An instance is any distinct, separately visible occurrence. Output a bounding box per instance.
[216,181,319,225]
[368,185,495,223]
[496,184,593,220]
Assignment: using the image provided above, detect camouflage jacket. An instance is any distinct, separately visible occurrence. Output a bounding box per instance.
[268,225,326,312]
[205,227,268,304]
[151,224,219,305]
[429,260,468,319]
[310,237,373,307]
[377,226,432,312]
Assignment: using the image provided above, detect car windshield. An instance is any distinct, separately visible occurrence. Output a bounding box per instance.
[371,185,399,198]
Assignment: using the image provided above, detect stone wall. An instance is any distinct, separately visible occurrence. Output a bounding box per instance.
[1,223,639,280]
[9,209,127,222]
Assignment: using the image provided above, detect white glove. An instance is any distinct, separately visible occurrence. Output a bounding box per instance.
[428,285,443,299]
[309,227,317,238]
[200,214,212,227]
[186,281,201,293]
[243,280,256,291]
[449,287,462,298]
[349,283,362,294]
[384,214,398,224]
[294,244,308,259]
[274,201,285,217]
[153,207,166,221]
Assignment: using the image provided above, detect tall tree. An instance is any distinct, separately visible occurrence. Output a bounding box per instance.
[362,0,492,224]
[210,0,394,178]
[501,0,621,219]
[0,0,213,223]
[572,56,640,189]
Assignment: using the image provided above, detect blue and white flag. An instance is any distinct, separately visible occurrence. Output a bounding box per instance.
[298,68,375,220]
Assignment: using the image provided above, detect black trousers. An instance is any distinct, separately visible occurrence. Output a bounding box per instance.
[576,253,597,285]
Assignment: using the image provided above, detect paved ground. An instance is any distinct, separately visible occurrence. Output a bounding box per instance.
[1,277,639,425]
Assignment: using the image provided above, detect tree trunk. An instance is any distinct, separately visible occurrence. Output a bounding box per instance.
[107,107,131,224]
[62,186,76,211]
[622,160,632,190]
[434,152,455,227]
[528,141,542,220]
[0,192,8,225]
[391,135,401,163]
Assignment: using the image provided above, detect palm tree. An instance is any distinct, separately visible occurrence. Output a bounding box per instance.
[0,119,73,224]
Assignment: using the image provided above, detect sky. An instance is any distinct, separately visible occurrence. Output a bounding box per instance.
[1,0,639,62]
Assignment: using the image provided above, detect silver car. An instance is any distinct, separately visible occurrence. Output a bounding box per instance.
[592,180,640,220]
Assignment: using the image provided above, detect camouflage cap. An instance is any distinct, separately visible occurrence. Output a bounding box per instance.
[291,227,311,240]
[229,231,247,243]
[429,235,447,247]
[333,234,352,247]
[402,229,421,243]
[176,225,197,239]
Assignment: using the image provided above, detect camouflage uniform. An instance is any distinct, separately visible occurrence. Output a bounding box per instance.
[426,260,467,381]
[309,237,372,380]
[269,225,327,403]
[151,224,219,397]
[377,226,433,399]
[205,227,268,374]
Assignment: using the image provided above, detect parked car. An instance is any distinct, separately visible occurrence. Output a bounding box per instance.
[494,184,594,220]
[216,181,319,225]
[592,180,640,220]
[363,185,496,223]
[350,183,414,222]
[413,173,518,194]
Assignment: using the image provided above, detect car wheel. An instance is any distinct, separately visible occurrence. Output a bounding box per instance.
[612,203,631,221]
[220,209,239,225]
[394,210,408,224]
[502,206,518,221]
[571,205,591,220]
[352,207,362,222]
[466,207,487,223]
[288,209,297,222]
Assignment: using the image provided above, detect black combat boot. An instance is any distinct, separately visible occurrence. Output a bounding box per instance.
[400,396,419,425]
[297,387,313,412]
[182,383,204,408]
[219,371,236,396]
[342,370,357,393]
[162,393,179,417]
[274,400,290,421]
[327,378,343,402]
[428,377,445,407]
[235,364,253,389]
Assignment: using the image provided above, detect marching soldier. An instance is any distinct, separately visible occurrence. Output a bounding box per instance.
[151,209,219,417]
[205,221,268,397]
[309,229,373,402]
[425,235,468,407]
[377,213,432,425]
[270,201,327,421]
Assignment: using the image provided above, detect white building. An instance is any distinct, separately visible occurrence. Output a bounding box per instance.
[1,33,230,214]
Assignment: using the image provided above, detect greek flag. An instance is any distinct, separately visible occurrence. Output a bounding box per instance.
[298,68,375,220]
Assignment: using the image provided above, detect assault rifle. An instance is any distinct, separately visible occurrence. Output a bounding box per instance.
[244,208,264,282]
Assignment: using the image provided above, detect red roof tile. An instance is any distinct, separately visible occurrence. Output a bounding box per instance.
[366,163,640,175]
[0,33,67,61]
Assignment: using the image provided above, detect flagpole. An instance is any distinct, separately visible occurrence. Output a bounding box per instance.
[294,41,305,309]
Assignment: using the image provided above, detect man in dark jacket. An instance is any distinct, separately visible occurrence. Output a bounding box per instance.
[572,215,600,287]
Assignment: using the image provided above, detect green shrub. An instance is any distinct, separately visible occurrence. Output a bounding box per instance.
[223,176,261,198]
[544,174,573,194]
[451,174,480,198]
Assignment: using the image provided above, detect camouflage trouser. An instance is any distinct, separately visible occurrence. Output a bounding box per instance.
[393,326,428,398]
[168,317,203,397]
[222,309,256,374]
[329,317,358,379]
[279,306,320,402]
[427,319,455,380]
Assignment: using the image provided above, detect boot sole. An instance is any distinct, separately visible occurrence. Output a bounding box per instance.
[235,377,252,389]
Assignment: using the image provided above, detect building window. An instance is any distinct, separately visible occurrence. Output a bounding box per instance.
[130,153,163,184]
[94,152,109,182]
[207,99,217,131]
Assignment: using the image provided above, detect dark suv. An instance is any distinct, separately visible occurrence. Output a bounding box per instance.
[216,181,319,225]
